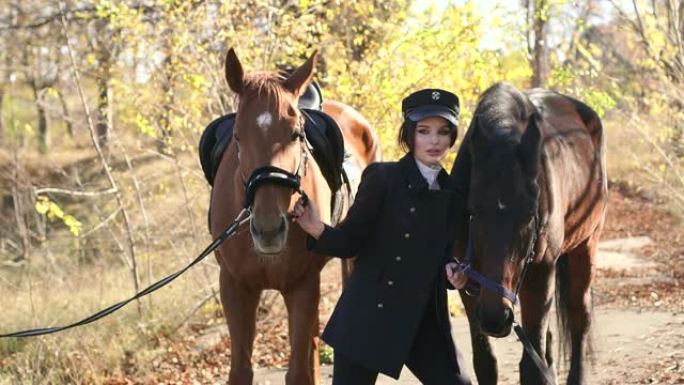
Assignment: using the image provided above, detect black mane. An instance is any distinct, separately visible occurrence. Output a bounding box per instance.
[474,82,535,144]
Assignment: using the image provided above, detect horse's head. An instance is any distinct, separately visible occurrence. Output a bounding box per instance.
[225,48,317,255]
[467,82,542,337]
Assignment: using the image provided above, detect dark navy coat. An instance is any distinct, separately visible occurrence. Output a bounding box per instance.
[308,152,464,378]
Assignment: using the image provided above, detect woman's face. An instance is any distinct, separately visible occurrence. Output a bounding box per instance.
[413,116,452,166]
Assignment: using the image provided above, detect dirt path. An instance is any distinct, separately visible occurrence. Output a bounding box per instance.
[252,308,683,384]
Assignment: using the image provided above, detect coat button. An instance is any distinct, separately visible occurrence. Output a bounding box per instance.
[395,256,402,262]
[377,303,384,309]
[409,207,416,213]
[404,232,410,239]
[408,184,412,189]
[387,280,394,286]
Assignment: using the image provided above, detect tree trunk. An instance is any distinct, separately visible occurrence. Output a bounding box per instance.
[33,86,49,153]
[0,87,4,147]
[57,88,74,138]
[0,5,10,148]
[12,148,29,261]
[37,100,48,153]
[96,73,110,149]
[527,0,549,88]
[95,55,113,149]
[157,48,175,153]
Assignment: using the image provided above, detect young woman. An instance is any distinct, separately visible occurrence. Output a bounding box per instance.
[292,89,471,385]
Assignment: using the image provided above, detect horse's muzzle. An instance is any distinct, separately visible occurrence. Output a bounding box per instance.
[250,214,288,254]
[478,304,514,337]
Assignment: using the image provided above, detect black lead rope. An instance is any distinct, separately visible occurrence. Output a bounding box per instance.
[514,323,557,385]
[1,162,311,339]
[0,209,251,339]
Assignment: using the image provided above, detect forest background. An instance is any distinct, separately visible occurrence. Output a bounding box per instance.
[0,0,683,384]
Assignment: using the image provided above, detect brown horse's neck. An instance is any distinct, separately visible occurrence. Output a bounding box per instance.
[299,146,333,222]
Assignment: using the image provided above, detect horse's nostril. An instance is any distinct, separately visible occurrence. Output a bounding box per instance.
[250,220,260,236]
[503,307,514,327]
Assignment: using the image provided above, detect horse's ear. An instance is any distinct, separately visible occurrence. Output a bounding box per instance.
[282,51,318,97]
[518,112,542,178]
[225,48,244,94]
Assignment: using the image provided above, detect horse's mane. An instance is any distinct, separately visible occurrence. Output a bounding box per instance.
[242,71,289,108]
[474,82,535,143]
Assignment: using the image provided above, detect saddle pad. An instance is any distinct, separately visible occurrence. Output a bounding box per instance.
[300,108,345,193]
[198,113,236,186]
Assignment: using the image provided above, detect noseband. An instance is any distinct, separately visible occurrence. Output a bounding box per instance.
[237,115,310,209]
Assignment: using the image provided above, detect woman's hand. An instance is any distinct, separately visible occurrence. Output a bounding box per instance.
[446,261,468,289]
[291,195,325,239]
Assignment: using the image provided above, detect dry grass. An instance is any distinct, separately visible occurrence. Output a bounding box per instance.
[0,260,220,384]
[0,143,221,384]
[604,110,684,216]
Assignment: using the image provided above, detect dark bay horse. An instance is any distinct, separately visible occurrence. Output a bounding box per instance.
[451,82,607,385]
[209,49,379,385]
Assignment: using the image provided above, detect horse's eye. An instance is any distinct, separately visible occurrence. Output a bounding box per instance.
[233,134,241,153]
[291,131,302,142]
[288,104,298,117]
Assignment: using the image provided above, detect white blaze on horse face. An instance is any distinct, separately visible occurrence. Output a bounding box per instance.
[256,111,273,134]
[497,198,507,211]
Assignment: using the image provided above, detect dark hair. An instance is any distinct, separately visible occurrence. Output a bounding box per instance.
[397,119,458,152]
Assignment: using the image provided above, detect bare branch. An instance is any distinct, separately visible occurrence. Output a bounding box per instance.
[80,207,122,239]
[631,0,656,58]
[0,4,159,32]
[172,288,220,333]
[608,0,655,58]
[33,187,117,197]
[628,112,684,189]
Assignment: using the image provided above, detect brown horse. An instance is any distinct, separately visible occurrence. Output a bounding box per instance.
[209,49,379,385]
[450,82,607,385]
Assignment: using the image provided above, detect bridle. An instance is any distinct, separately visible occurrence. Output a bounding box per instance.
[235,114,310,209]
[458,210,542,305]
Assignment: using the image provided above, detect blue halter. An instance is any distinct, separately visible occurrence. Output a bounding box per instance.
[457,213,541,306]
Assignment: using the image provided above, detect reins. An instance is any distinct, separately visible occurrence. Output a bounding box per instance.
[0,208,251,338]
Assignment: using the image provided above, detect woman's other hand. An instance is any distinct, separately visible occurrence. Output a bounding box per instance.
[291,195,325,239]
[446,261,468,289]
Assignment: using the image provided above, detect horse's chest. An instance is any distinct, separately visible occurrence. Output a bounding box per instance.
[219,233,315,290]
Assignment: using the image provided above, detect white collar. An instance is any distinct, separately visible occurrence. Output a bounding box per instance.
[414,158,441,189]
